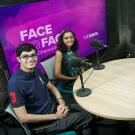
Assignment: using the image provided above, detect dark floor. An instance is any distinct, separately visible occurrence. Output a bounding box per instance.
[0,111,135,135]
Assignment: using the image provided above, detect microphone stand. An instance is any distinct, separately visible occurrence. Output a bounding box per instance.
[93,48,105,70]
[76,68,92,97]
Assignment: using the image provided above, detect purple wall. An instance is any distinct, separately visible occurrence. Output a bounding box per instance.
[0,0,107,74]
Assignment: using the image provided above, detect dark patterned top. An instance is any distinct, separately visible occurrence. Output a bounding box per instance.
[60,51,80,90]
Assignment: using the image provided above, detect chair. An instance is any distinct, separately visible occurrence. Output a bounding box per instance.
[40,56,73,94]
[0,67,28,134]
[5,104,31,135]
[0,67,30,135]
[41,56,56,81]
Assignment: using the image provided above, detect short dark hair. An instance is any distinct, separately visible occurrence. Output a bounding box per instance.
[16,43,37,57]
[57,29,79,53]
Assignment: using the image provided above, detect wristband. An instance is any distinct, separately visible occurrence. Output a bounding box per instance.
[57,97,63,101]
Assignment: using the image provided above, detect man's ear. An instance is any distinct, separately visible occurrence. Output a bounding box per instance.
[17,57,21,63]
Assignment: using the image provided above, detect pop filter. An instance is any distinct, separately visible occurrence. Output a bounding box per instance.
[69,58,94,69]
[90,39,103,48]
[69,58,82,68]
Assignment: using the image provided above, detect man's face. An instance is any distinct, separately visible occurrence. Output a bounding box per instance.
[17,49,37,72]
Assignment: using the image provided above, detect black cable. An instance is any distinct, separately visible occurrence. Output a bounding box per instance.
[99,47,110,62]
[83,68,95,85]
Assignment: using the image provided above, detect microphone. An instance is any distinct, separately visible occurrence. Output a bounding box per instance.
[90,39,105,70]
[90,39,108,48]
[90,39,103,48]
[69,58,94,69]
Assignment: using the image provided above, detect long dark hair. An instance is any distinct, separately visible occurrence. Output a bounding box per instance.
[57,29,79,53]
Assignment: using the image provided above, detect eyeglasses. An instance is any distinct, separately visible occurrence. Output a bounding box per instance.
[20,53,37,61]
[63,36,74,40]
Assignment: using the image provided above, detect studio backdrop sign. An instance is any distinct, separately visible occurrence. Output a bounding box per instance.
[0,0,107,74]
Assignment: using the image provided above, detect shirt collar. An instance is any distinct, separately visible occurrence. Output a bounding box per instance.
[18,68,35,78]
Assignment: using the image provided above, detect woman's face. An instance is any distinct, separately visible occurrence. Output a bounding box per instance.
[63,32,75,48]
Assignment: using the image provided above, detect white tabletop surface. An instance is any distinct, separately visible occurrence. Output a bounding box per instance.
[73,58,135,120]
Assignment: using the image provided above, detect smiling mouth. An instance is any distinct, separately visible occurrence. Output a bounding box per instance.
[29,61,36,65]
[30,62,36,64]
[67,42,73,44]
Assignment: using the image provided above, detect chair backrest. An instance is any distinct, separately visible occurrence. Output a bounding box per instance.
[40,56,73,93]
[5,104,31,135]
[0,90,9,111]
[40,56,56,80]
[0,67,9,111]
[0,67,30,135]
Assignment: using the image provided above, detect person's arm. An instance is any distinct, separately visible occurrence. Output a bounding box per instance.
[47,81,65,105]
[47,81,69,116]
[8,80,67,124]
[55,50,77,80]
[12,81,69,124]
[13,105,68,123]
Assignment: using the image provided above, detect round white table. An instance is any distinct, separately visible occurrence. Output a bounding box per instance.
[73,58,135,120]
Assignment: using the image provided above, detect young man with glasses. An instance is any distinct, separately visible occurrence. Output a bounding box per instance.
[7,43,93,135]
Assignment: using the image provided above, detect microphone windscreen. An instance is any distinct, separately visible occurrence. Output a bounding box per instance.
[90,40,102,48]
[69,58,81,68]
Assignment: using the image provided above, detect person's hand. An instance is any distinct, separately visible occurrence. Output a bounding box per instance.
[73,76,79,80]
[56,105,69,119]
